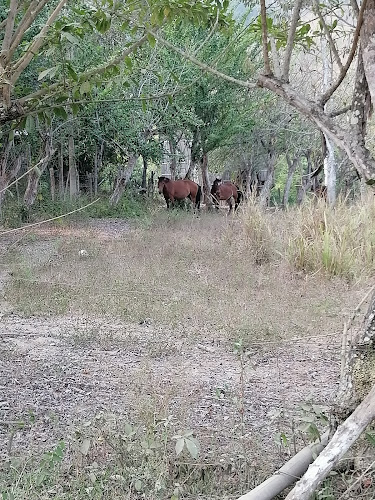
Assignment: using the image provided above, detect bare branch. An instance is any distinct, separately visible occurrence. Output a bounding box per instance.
[313,0,343,72]
[11,0,68,85]
[282,0,303,81]
[350,0,359,16]
[260,0,271,75]
[329,105,351,117]
[320,0,368,105]
[8,0,51,64]
[257,73,375,182]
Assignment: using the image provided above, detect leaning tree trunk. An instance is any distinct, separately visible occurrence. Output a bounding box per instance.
[110,153,138,206]
[282,155,298,207]
[24,133,56,207]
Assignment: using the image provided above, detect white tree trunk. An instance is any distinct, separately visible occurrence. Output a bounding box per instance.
[361,0,375,106]
[321,35,337,205]
[324,137,336,204]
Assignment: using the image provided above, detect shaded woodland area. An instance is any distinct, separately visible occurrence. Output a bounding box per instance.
[2,1,375,499]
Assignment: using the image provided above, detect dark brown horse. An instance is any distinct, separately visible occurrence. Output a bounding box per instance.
[158,177,201,210]
[211,178,243,213]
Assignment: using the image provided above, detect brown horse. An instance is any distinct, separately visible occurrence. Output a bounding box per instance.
[211,178,242,213]
[158,177,201,210]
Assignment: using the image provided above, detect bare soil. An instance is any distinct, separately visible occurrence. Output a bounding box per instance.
[0,215,369,496]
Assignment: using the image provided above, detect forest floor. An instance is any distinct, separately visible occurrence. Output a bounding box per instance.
[0,212,369,499]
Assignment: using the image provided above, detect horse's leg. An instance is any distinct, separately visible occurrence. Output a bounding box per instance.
[227,197,233,214]
[213,195,219,211]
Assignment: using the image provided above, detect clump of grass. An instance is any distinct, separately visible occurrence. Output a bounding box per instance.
[240,201,274,264]
[287,196,375,279]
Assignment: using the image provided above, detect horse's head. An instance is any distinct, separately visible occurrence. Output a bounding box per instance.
[211,178,222,194]
[158,176,170,194]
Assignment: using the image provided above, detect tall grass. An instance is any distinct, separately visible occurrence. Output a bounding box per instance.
[241,195,375,280]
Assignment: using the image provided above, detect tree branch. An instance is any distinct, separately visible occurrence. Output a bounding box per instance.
[313,0,343,72]
[285,383,375,500]
[329,105,351,117]
[148,31,257,90]
[11,0,68,84]
[260,0,271,75]
[282,0,303,81]
[17,33,149,106]
[319,0,368,105]
[257,74,375,182]
[8,0,51,65]
[0,0,18,62]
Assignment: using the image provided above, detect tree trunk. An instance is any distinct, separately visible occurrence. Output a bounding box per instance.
[297,152,314,205]
[142,156,148,190]
[49,167,55,202]
[58,139,64,199]
[109,153,137,205]
[200,152,211,206]
[282,155,298,207]
[259,143,277,208]
[148,170,155,197]
[184,159,196,180]
[320,36,337,205]
[169,138,177,180]
[68,135,78,200]
[322,136,336,204]
[361,0,375,107]
[87,172,93,199]
[24,134,55,207]
[94,140,103,196]
[257,75,375,183]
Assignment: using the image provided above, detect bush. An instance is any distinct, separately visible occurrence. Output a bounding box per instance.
[0,191,155,228]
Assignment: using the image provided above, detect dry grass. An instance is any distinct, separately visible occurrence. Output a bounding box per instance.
[3,210,354,344]
[1,202,374,499]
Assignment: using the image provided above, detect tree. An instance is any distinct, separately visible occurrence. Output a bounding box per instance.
[151,0,375,192]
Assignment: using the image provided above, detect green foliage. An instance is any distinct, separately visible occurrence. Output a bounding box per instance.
[248,15,315,50]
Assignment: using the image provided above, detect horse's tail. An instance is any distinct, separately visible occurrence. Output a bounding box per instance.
[196,184,202,209]
[237,188,243,205]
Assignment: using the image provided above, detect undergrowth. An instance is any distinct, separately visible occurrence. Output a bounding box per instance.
[0,192,154,228]
[240,195,375,280]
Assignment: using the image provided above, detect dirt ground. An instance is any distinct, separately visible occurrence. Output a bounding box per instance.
[0,216,369,496]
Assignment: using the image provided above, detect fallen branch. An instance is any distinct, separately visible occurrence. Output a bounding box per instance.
[236,432,329,500]
[285,383,375,499]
